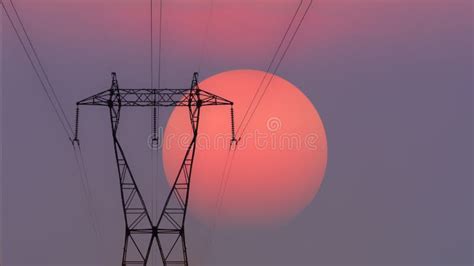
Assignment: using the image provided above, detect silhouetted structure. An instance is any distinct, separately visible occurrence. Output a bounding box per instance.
[75,72,234,265]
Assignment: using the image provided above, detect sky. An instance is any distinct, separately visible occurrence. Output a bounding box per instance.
[1,0,473,265]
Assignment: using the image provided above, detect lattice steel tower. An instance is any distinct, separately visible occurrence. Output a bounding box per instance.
[74,72,234,265]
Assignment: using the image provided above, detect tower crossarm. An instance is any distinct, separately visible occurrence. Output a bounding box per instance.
[77,88,233,107]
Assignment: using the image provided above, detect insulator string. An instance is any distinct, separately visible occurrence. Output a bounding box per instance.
[230,105,237,144]
[74,106,80,143]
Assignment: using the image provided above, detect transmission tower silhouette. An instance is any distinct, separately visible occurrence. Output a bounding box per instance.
[74,72,235,265]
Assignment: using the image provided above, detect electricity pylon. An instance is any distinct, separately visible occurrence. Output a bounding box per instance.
[74,72,234,265]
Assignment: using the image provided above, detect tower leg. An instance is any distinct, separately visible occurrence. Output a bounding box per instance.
[157,91,201,265]
[110,103,154,265]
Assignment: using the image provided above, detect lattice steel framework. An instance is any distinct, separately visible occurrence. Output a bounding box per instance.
[75,72,234,265]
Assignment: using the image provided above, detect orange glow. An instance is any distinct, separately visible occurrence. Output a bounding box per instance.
[163,69,327,227]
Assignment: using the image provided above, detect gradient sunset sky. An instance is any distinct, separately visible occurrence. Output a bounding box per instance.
[1,0,472,265]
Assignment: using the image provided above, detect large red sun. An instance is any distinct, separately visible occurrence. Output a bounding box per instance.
[163,69,327,227]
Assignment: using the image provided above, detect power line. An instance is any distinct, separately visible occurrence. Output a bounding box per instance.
[2,0,103,254]
[238,0,313,138]
[150,3,156,265]
[72,108,104,258]
[151,0,154,92]
[72,108,103,248]
[158,0,163,91]
[234,0,304,138]
[204,1,314,261]
[150,0,154,219]
[9,0,74,135]
[150,0,164,225]
[150,3,163,265]
[1,0,73,140]
[217,0,313,223]
[73,144,101,238]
